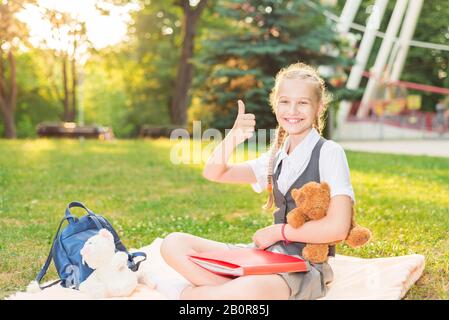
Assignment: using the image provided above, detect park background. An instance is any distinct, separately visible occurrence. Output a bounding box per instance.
[0,0,448,299]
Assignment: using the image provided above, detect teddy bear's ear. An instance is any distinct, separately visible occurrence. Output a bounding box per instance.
[291,189,300,198]
[291,189,305,203]
[99,229,113,241]
[320,182,331,196]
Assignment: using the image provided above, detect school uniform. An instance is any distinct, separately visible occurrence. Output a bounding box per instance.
[226,128,356,300]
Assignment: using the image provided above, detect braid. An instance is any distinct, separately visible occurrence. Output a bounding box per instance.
[262,126,287,210]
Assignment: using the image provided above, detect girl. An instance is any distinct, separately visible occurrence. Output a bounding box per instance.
[158,62,355,300]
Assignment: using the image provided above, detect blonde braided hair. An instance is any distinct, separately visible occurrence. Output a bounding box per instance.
[263,62,332,210]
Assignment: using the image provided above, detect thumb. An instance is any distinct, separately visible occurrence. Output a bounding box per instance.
[237,100,245,115]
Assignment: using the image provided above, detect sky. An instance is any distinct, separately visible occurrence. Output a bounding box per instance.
[16,0,140,54]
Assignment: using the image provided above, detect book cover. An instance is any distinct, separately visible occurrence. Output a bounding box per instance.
[188,248,309,277]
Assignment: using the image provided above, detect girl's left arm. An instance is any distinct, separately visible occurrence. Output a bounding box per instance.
[284,194,353,243]
[252,195,352,249]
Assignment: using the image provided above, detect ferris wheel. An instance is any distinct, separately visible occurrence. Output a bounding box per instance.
[320,0,449,138]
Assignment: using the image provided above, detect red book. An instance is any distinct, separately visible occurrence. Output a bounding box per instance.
[188,248,309,277]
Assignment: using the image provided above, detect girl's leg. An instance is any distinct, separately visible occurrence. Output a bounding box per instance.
[160,232,234,287]
[180,274,291,300]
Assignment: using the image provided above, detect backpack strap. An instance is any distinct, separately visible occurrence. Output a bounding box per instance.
[34,216,68,289]
[65,201,93,224]
[66,201,103,229]
[128,252,147,271]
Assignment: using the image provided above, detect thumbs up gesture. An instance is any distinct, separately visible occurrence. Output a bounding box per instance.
[230,100,256,145]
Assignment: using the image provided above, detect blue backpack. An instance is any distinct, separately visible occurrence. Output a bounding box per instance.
[35,201,147,289]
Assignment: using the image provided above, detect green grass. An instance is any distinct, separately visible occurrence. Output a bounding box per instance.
[0,138,448,299]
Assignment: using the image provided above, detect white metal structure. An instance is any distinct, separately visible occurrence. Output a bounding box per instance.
[346,0,388,90]
[333,0,434,140]
[389,0,424,82]
[336,0,362,34]
[357,0,409,118]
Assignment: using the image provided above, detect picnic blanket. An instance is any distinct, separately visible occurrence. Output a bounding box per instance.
[6,237,425,300]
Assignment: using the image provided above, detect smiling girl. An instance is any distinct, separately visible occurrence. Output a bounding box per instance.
[158,62,355,300]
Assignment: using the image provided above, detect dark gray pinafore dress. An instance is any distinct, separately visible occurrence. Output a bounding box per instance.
[227,137,334,300]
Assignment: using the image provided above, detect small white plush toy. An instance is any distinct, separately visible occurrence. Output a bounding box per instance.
[79,228,155,299]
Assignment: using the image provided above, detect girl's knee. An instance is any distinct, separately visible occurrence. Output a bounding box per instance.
[160,232,189,260]
[163,231,188,243]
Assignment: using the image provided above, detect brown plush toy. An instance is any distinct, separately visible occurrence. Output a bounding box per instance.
[286,181,372,264]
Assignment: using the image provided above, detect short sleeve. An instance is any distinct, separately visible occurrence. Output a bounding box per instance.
[319,141,356,204]
[244,151,269,193]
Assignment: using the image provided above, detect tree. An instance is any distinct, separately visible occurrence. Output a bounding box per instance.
[0,0,33,138]
[195,0,351,136]
[36,7,91,122]
[11,48,63,138]
[170,0,208,126]
[119,0,213,134]
[121,0,182,135]
[82,46,133,137]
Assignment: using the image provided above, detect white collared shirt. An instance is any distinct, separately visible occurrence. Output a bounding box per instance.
[245,128,356,204]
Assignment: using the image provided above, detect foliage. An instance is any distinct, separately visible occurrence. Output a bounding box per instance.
[192,0,353,137]
[1,0,448,137]
[5,49,61,137]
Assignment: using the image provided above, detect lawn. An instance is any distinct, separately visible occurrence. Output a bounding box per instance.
[0,138,448,299]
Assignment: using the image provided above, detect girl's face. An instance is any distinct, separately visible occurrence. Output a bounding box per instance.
[274,78,322,136]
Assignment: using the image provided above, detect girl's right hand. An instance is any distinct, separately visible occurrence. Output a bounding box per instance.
[229,100,256,145]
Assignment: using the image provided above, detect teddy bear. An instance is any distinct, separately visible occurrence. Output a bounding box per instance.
[286,181,372,264]
[78,228,156,299]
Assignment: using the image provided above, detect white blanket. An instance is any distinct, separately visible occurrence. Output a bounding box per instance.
[6,238,425,300]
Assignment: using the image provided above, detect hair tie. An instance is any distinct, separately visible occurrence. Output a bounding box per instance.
[281,223,291,246]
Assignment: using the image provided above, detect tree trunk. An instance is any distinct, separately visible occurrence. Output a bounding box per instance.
[170,0,207,126]
[170,17,195,125]
[70,56,77,122]
[0,49,17,139]
[1,106,16,138]
[62,54,70,122]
